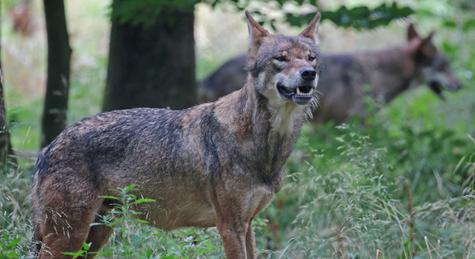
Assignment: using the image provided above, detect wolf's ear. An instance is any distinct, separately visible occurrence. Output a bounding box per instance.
[299,12,321,42]
[245,11,270,50]
[410,30,437,59]
[419,31,436,56]
[423,31,435,43]
[407,23,420,41]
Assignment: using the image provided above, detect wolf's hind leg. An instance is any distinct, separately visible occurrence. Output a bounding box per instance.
[83,206,114,258]
[37,205,98,259]
[83,224,113,258]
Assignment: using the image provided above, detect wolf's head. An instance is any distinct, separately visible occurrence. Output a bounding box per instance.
[407,24,462,99]
[244,11,321,107]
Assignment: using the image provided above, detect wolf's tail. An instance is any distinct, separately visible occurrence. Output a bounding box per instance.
[26,224,41,258]
[27,148,48,259]
[28,179,42,259]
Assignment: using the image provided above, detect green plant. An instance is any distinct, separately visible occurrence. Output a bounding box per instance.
[265,127,475,258]
[0,231,22,259]
[62,243,92,259]
[96,184,224,258]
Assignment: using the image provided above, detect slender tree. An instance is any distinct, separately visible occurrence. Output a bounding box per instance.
[103,1,196,111]
[0,0,16,167]
[0,68,15,167]
[41,0,71,147]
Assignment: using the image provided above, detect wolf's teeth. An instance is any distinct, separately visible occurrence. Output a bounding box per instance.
[296,87,301,94]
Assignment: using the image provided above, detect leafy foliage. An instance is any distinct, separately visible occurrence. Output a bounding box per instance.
[112,0,413,30]
[0,232,22,259]
[286,3,414,30]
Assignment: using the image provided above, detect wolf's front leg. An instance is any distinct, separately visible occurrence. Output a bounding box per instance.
[245,223,256,259]
[217,218,249,259]
[214,192,251,259]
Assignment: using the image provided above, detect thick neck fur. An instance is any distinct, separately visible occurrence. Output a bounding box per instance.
[214,76,306,178]
[215,76,306,135]
[355,47,419,102]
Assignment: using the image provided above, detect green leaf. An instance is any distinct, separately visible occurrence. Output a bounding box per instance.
[133,198,157,205]
[99,195,120,200]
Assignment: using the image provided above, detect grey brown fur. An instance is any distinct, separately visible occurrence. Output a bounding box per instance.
[30,11,322,259]
[198,24,461,123]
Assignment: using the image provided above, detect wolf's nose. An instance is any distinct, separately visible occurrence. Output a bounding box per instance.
[301,69,316,81]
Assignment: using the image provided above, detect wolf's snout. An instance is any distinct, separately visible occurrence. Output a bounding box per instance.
[301,68,316,81]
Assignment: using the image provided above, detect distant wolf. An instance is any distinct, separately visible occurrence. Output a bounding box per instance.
[198,24,461,123]
[30,11,322,259]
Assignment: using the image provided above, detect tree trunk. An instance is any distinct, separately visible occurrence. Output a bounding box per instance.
[103,1,196,111]
[0,0,16,167]
[41,0,71,147]
[0,70,15,167]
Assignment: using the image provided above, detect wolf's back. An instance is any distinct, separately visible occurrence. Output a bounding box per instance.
[33,108,198,185]
[198,54,248,102]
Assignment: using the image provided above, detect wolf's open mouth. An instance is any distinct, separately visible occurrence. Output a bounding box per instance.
[277,83,314,104]
[428,81,446,100]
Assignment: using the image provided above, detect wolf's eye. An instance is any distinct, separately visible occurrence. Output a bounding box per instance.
[274,55,288,62]
[308,54,316,62]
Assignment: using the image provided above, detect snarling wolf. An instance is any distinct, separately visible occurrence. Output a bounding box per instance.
[30,11,321,259]
[198,24,461,123]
